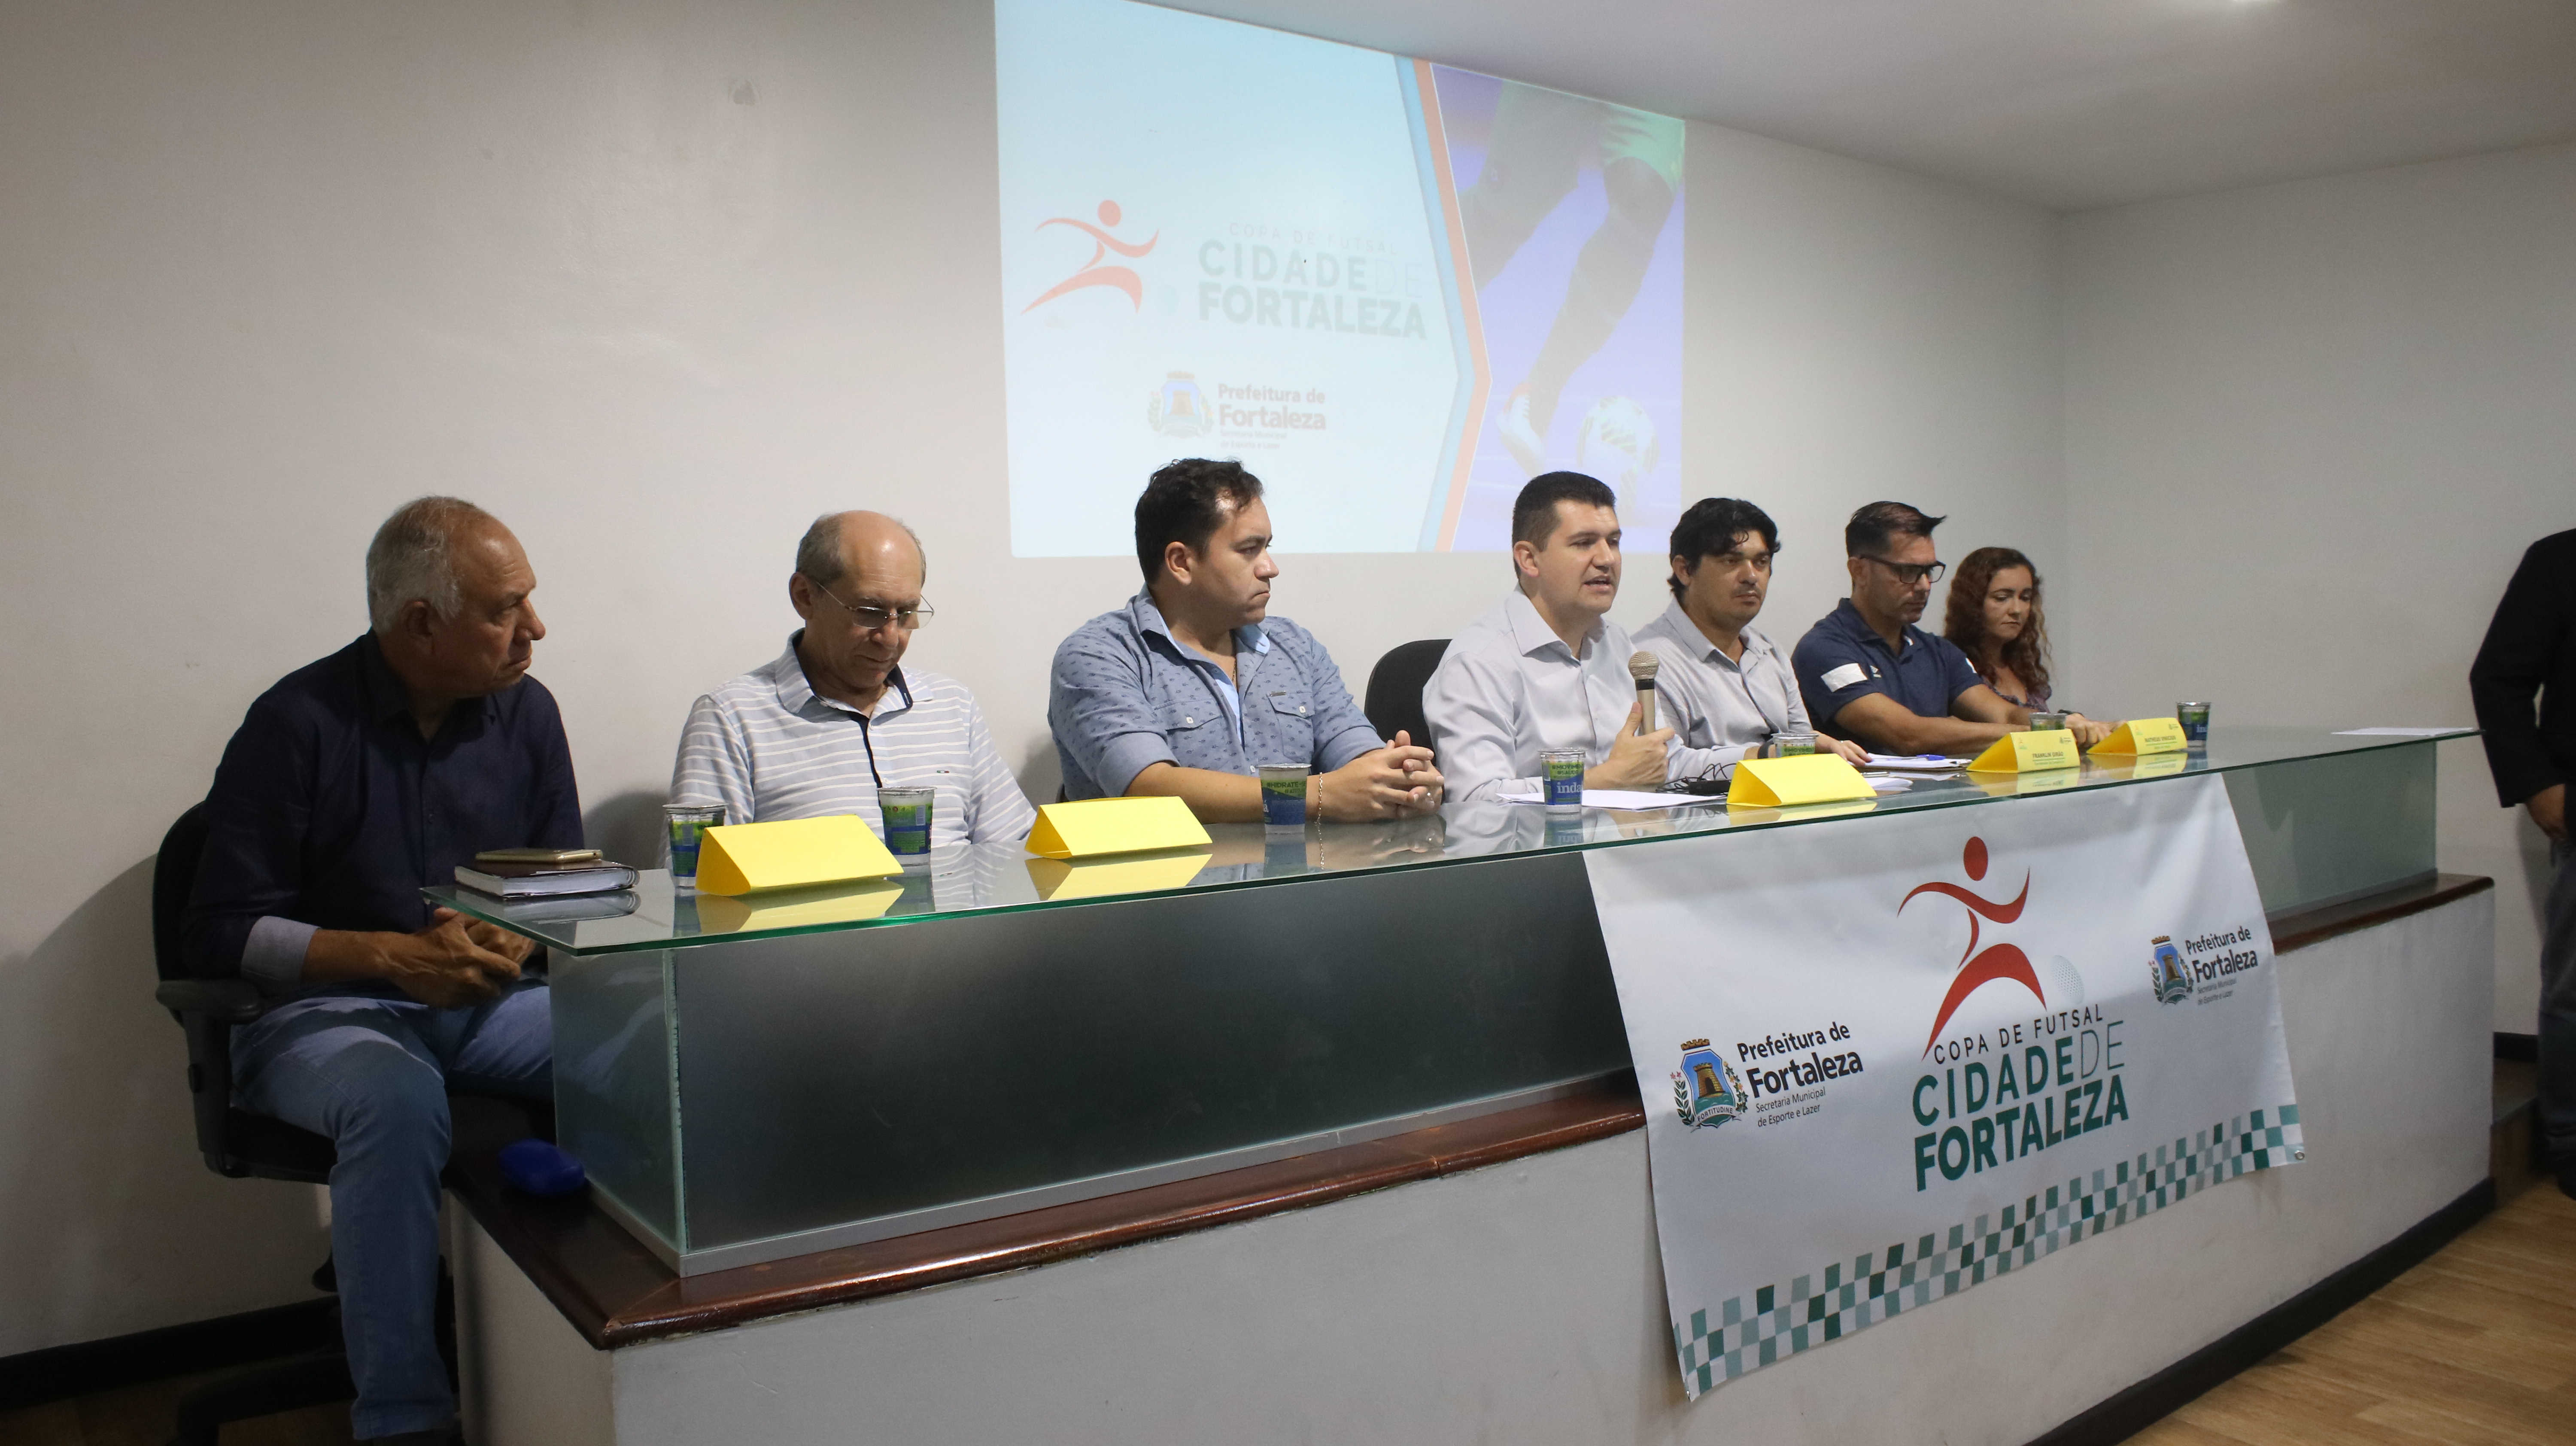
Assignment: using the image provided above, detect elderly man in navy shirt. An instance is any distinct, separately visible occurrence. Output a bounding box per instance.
[1049,458,1442,822]
[1793,501,2112,758]
[185,496,578,1446]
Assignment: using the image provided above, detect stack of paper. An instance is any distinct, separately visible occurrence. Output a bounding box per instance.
[1862,753,1959,772]
[1494,789,1715,811]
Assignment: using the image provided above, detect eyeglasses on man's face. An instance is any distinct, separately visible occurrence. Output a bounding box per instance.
[1862,556,1946,586]
[805,575,935,632]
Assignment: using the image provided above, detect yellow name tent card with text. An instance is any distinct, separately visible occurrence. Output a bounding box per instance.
[693,814,903,896]
[2086,717,2189,756]
[1965,729,2080,775]
[1728,754,1876,809]
[1027,796,1212,859]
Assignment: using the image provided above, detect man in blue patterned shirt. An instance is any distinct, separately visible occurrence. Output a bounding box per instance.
[1049,459,1442,822]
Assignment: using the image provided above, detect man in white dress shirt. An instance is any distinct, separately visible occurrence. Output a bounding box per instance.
[1424,472,1677,801]
[670,511,1035,845]
[1634,497,1868,781]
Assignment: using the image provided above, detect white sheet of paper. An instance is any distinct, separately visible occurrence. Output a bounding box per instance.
[1862,754,1960,771]
[1494,789,1715,810]
[2331,727,2471,737]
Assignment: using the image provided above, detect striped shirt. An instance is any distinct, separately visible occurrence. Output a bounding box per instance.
[670,637,1036,846]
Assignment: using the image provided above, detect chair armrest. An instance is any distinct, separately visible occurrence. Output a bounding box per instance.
[157,979,264,1024]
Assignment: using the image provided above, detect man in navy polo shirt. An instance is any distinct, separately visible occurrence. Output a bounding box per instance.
[185,497,577,1445]
[1792,501,2111,757]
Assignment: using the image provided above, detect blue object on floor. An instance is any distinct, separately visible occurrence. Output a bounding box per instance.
[498,1138,588,1197]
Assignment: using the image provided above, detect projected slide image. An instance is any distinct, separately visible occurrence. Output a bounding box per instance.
[995,0,1681,556]
[1434,71,1686,552]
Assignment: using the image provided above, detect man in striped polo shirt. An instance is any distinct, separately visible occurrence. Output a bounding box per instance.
[670,512,1035,845]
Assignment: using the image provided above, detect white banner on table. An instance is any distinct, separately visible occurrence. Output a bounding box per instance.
[1582,775,2301,1398]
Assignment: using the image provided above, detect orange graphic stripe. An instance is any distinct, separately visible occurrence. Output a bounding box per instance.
[1415,58,1488,552]
[1036,217,1159,259]
[1900,877,2030,927]
[1023,266,1143,313]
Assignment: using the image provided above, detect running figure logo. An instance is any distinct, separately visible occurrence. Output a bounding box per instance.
[1902,836,2047,1055]
[1024,200,1157,313]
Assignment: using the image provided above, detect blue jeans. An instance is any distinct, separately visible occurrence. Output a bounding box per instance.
[2544,840,2576,1167]
[234,981,552,1440]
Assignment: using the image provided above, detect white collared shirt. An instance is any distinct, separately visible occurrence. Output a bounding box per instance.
[1422,590,1670,801]
[1632,598,1815,779]
[671,635,1036,845]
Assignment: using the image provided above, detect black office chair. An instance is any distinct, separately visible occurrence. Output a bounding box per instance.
[1363,639,1449,751]
[151,804,353,1444]
[151,804,548,1446]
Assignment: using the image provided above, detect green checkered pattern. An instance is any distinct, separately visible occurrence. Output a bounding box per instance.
[1670,1104,2302,1397]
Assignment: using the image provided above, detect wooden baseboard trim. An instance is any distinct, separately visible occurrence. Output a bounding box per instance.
[2266,873,2490,954]
[2023,1179,2495,1446]
[0,1297,337,1412]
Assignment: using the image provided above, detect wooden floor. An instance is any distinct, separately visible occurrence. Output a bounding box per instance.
[7,1186,2571,1446]
[0,1367,352,1446]
[2133,1179,2576,1446]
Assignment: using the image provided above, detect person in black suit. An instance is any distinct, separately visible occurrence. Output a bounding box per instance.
[2470,528,2576,1199]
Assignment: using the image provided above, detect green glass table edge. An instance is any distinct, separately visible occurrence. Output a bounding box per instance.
[425,728,2471,956]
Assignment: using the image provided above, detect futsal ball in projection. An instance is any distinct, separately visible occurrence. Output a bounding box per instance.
[1576,396,1661,504]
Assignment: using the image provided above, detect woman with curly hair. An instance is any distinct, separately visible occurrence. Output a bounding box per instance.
[1944,546,2066,713]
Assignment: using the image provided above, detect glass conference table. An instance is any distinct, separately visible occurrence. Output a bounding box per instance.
[431,727,2451,1276]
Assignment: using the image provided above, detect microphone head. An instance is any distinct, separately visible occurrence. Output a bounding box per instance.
[1628,651,1660,684]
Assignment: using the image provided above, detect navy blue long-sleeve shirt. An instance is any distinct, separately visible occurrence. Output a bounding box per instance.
[182,633,583,985]
[2470,530,2576,809]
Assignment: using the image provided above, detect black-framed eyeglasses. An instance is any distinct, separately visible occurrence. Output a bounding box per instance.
[1862,556,1946,586]
[805,575,934,632]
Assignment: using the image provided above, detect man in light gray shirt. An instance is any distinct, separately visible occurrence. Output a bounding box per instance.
[1049,459,1441,822]
[1634,497,1867,781]
[1424,472,1677,801]
[671,511,1035,846]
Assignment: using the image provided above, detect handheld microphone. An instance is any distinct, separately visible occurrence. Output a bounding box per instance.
[1628,652,1660,735]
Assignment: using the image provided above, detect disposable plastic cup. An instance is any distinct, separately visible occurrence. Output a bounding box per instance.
[1258,764,1310,829]
[1774,735,1817,757]
[663,804,725,889]
[1541,749,1586,809]
[2176,702,2212,746]
[880,787,936,856]
[2028,712,2068,732]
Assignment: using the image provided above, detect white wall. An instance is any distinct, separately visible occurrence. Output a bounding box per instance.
[2061,142,2576,1032]
[0,0,2061,1355]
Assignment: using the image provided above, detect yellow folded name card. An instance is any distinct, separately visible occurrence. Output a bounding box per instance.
[1728,753,1877,808]
[2086,750,2190,783]
[693,814,903,896]
[689,878,909,932]
[1965,729,2080,774]
[1726,798,1879,826]
[1027,795,1212,860]
[2087,717,2189,756]
[1969,768,2083,799]
[1026,848,1215,900]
